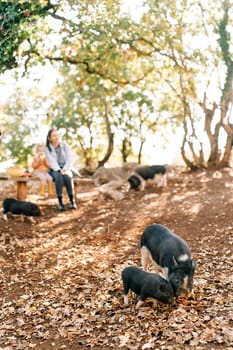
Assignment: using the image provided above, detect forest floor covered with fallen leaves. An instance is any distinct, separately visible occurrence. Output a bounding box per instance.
[0,167,233,350]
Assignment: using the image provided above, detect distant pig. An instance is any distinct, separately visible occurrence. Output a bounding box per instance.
[140,224,195,297]
[121,266,174,308]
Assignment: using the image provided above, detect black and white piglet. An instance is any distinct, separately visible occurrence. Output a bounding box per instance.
[140,224,195,297]
[121,266,174,308]
[2,198,41,223]
[128,165,167,191]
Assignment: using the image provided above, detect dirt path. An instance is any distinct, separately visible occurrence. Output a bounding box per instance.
[0,168,233,349]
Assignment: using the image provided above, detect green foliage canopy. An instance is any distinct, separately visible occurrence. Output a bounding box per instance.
[0,0,233,169]
[0,1,57,74]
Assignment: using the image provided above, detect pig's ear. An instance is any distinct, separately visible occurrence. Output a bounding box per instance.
[173,256,179,267]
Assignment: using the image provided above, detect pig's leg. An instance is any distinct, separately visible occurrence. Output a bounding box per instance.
[139,179,146,191]
[136,290,148,309]
[123,294,129,305]
[122,281,130,305]
[28,217,36,223]
[136,299,144,309]
[158,174,167,187]
[156,174,163,187]
[157,266,169,280]
[141,246,166,275]
[163,173,167,186]
[141,246,169,279]
[141,246,151,270]
[136,292,150,309]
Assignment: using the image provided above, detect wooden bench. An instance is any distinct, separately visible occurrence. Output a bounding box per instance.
[0,174,40,201]
[0,173,94,201]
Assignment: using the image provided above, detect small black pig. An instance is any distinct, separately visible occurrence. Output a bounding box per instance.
[140,224,195,297]
[121,266,174,308]
[2,198,41,223]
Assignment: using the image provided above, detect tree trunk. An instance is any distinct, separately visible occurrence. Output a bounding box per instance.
[219,136,232,167]
[97,94,114,168]
[121,137,132,163]
[137,140,145,164]
[97,132,114,168]
[181,1,233,171]
[180,119,200,170]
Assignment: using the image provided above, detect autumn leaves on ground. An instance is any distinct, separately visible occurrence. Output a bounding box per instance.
[0,168,233,350]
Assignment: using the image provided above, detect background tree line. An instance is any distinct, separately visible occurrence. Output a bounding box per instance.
[0,0,232,171]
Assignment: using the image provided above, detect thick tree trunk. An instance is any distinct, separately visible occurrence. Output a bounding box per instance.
[219,136,232,167]
[181,2,233,171]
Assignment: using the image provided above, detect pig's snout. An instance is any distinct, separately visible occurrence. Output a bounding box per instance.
[174,283,193,298]
[177,288,189,297]
[170,272,194,297]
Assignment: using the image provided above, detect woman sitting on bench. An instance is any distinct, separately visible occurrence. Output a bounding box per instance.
[45,129,77,211]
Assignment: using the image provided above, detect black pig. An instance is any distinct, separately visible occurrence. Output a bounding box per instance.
[121,266,174,308]
[140,224,195,297]
[2,198,41,223]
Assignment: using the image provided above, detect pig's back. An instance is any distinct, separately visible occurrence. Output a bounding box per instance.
[140,224,192,266]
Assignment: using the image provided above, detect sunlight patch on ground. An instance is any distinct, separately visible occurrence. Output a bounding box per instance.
[171,191,200,202]
[188,203,202,216]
